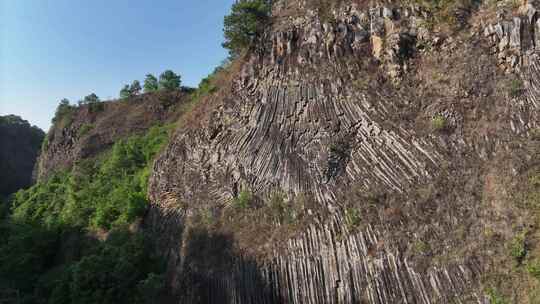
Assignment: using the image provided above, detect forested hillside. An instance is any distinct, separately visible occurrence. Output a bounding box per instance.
[0,115,44,198]
[3,0,540,303]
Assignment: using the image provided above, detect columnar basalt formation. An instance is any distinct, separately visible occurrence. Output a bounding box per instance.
[147,1,540,303]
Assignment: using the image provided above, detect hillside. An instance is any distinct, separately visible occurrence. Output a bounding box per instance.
[0,115,44,198]
[36,89,190,180]
[3,0,540,303]
[146,0,540,303]
[0,89,192,303]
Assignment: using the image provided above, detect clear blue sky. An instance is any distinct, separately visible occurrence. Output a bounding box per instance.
[0,0,234,131]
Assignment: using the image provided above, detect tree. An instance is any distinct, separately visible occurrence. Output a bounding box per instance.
[52,99,73,123]
[223,0,271,57]
[79,93,100,105]
[79,93,103,112]
[143,74,158,93]
[130,80,142,95]
[120,85,131,99]
[158,70,181,91]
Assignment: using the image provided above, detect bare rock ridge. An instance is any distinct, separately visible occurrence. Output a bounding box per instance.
[36,90,188,180]
[145,1,540,303]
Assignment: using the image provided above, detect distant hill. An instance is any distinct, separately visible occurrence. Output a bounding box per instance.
[0,115,44,197]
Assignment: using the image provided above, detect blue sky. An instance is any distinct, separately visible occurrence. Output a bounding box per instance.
[0,0,234,131]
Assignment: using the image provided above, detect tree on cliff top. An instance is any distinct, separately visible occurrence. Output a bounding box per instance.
[223,0,271,57]
[130,80,142,95]
[158,70,181,91]
[144,74,158,93]
[120,85,131,99]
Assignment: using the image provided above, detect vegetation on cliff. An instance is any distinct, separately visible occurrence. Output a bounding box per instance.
[223,0,271,57]
[0,125,172,303]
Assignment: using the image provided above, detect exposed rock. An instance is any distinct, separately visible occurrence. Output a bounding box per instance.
[36,90,189,180]
[146,1,540,303]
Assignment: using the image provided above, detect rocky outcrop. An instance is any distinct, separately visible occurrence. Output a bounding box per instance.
[483,0,540,73]
[36,90,189,180]
[147,1,540,303]
[0,115,44,197]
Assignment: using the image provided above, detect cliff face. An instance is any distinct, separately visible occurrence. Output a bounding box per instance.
[36,90,189,180]
[146,1,540,303]
[0,115,44,197]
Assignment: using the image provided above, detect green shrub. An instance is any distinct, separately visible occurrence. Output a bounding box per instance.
[52,99,75,124]
[234,190,252,209]
[345,208,361,230]
[78,93,104,113]
[509,78,524,98]
[12,125,171,230]
[413,240,430,254]
[509,231,527,264]
[42,136,50,150]
[1,125,171,303]
[78,124,94,137]
[486,287,509,304]
[527,259,540,280]
[223,0,271,57]
[431,114,447,131]
[269,192,296,224]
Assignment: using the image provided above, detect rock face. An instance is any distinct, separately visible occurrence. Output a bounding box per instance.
[147,1,540,303]
[0,115,44,197]
[36,90,189,180]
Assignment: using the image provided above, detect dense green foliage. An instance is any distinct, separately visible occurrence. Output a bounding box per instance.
[191,63,228,101]
[223,0,271,57]
[158,70,181,91]
[0,125,171,303]
[130,80,142,95]
[234,190,252,209]
[143,74,159,93]
[51,99,75,124]
[12,125,170,230]
[120,84,131,99]
[120,81,142,99]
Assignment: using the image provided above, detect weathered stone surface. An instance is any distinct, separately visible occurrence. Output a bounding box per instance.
[36,90,188,180]
[146,1,540,303]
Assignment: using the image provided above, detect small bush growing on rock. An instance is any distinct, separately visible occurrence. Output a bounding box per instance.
[41,136,49,150]
[509,78,524,98]
[52,98,76,129]
[412,239,430,254]
[509,231,527,264]
[486,287,509,304]
[345,207,361,230]
[431,114,447,131]
[223,0,271,57]
[78,123,94,137]
[527,259,540,280]
[234,190,252,209]
[52,99,74,123]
